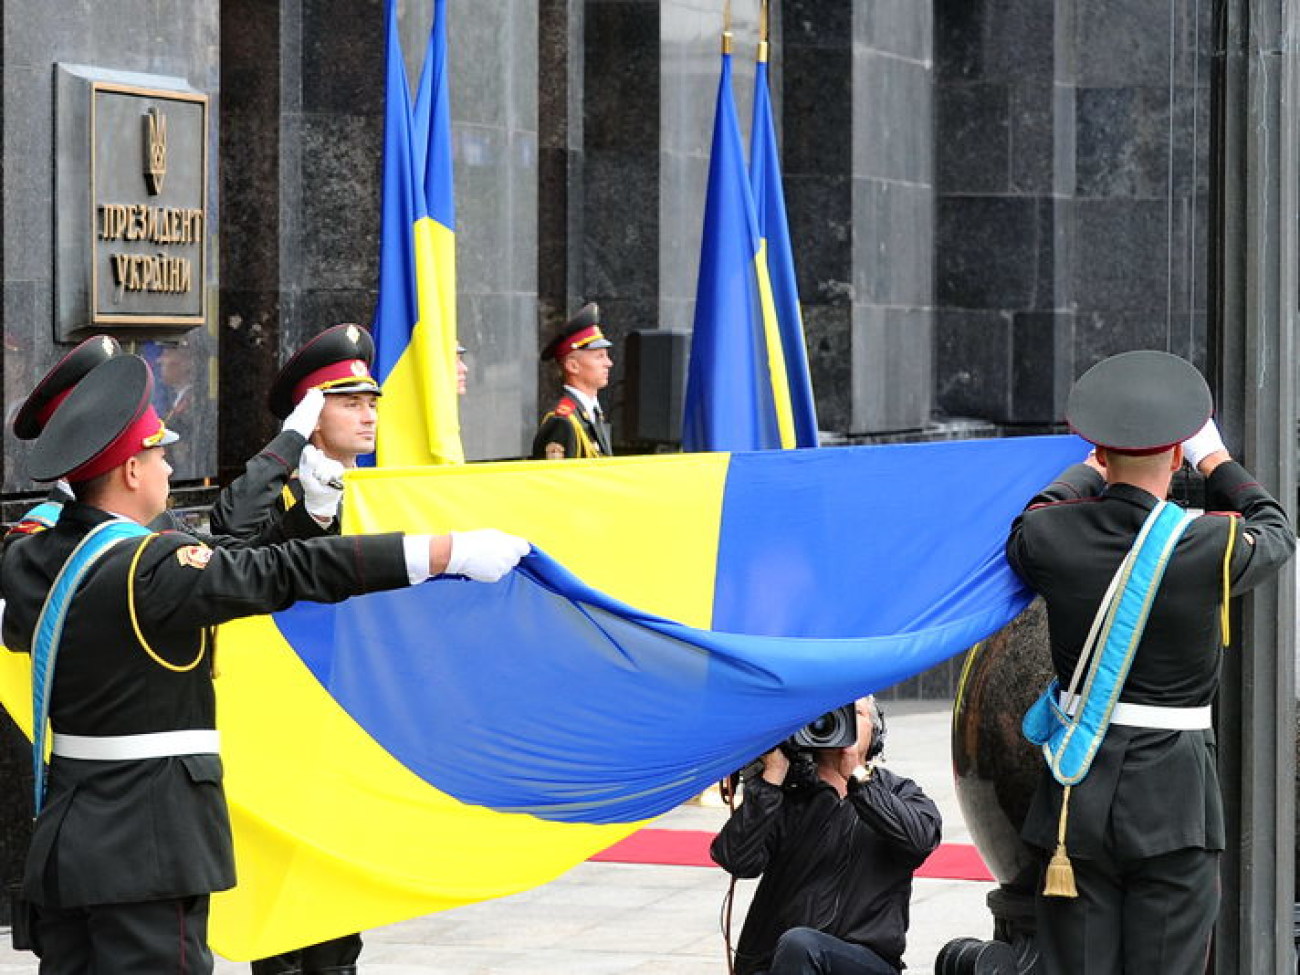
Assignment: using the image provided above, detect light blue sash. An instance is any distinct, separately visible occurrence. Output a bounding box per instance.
[31,519,151,813]
[1022,501,1196,786]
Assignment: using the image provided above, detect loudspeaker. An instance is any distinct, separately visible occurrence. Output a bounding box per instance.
[623,329,690,444]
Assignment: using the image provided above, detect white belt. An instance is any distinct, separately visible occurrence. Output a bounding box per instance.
[1058,693,1212,731]
[51,730,220,761]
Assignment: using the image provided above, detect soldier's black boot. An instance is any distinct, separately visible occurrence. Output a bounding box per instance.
[250,956,302,975]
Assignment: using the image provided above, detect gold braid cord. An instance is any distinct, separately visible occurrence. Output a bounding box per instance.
[126,534,206,673]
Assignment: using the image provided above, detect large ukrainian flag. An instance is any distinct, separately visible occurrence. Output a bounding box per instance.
[371,0,464,466]
[0,436,1087,957]
[682,32,796,453]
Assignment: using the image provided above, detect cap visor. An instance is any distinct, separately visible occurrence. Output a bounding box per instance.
[323,382,383,396]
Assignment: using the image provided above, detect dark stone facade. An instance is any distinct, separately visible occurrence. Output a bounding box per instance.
[934,0,1211,427]
[0,0,1244,709]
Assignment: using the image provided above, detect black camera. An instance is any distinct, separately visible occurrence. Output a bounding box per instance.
[785,703,858,751]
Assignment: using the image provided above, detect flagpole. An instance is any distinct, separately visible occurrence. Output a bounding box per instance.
[722,0,732,54]
[758,0,768,61]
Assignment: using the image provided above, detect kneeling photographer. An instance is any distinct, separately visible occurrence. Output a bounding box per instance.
[710,697,941,975]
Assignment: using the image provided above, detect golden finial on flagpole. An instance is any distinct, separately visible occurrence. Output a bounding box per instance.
[722,0,733,55]
[758,0,769,62]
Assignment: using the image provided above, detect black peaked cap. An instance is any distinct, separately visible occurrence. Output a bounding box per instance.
[29,355,154,482]
[13,335,122,440]
[267,323,378,419]
[1065,350,1212,452]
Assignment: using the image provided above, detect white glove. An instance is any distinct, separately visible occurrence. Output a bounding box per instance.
[1181,418,1227,468]
[282,388,326,439]
[445,529,530,582]
[298,444,345,521]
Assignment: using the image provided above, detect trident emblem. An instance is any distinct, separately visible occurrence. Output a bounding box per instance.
[143,107,167,195]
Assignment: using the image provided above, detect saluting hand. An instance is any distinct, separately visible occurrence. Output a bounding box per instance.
[282,387,326,439]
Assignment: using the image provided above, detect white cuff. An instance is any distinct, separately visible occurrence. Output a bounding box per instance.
[403,535,433,585]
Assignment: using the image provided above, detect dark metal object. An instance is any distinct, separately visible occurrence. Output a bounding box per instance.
[938,600,1051,974]
[935,936,1019,975]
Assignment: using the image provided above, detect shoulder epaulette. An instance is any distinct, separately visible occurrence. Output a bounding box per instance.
[554,399,575,418]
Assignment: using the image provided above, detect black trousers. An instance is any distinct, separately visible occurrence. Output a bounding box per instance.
[1036,845,1219,974]
[249,932,362,974]
[34,894,212,974]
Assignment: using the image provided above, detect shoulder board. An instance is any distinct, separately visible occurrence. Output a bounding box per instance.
[554,399,576,418]
[8,520,47,536]
[1204,510,1243,519]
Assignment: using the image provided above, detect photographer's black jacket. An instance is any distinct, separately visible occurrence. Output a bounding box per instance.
[711,766,941,974]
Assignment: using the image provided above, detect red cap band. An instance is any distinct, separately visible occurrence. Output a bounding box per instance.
[66,406,169,483]
[552,325,606,360]
[291,359,378,405]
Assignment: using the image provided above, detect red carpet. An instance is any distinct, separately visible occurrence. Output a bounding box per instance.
[590,829,994,882]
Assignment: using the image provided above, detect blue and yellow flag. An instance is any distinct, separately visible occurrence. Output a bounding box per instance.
[371,0,463,466]
[751,34,818,447]
[0,435,1088,958]
[682,36,795,452]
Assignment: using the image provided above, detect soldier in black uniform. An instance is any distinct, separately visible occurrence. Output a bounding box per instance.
[1005,350,1294,974]
[0,353,529,974]
[211,323,380,542]
[531,302,614,459]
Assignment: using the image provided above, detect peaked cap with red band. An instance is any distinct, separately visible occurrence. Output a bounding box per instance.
[268,323,381,419]
[29,354,177,483]
[541,302,612,362]
[12,335,122,440]
[1065,349,1212,455]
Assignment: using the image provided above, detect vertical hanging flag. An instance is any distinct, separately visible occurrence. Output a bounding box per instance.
[750,12,818,447]
[372,0,464,466]
[682,30,795,453]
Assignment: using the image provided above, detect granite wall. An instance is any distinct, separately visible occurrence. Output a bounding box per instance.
[3,1,221,498]
[220,0,537,469]
[934,0,1212,425]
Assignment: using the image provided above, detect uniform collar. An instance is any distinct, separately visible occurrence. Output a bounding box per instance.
[59,501,140,530]
[563,385,601,420]
[1101,481,1163,510]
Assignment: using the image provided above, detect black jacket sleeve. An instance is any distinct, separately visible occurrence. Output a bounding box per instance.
[709,774,786,878]
[847,767,943,866]
[209,429,308,540]
[1202,460,1295,594]
[132,530,411,637]
[531,414,578,459]
[1005,463,1105,586]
